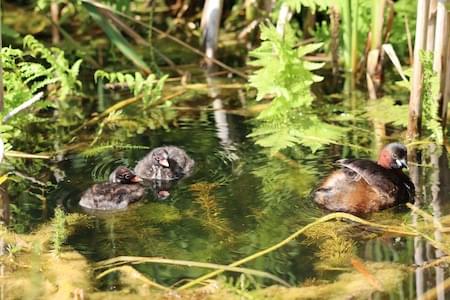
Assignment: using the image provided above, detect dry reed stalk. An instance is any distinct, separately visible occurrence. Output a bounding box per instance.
[442,12,450,127]
[366,0,386,99]
[407,0,430,141]
[432,1,447,80]
[404,16,414,65]
[0,0,3,112]
[422,275,450,300]
[350,0,359,79]
[426,0,437,51]
[276,3,291,37]
[330,5,340,77]
[201,0,224,62]
[435,1,449,138]
[51,1,60,44]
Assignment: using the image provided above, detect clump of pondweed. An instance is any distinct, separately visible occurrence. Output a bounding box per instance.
[190,182,233,236]
[66,213,94,231]
[51,207,67,256]
[303,221,357,270]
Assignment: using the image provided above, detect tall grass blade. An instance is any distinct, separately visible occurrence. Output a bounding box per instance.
[83,2,150,73]
[383,44,408,83]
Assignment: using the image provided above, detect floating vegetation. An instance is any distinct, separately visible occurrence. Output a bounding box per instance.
[253,262,407,300]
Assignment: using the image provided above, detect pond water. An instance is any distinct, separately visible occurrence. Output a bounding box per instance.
[31,102,448,298]
[4,79,449,298]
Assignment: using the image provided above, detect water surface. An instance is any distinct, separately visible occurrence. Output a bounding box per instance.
[44,108,450,298]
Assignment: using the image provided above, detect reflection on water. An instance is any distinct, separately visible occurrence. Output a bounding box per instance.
[6,108,450,297]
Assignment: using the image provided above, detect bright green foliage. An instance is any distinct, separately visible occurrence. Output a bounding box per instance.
[248,23,346,153]
[391,0,417,61]
[23,35,82,104]
[51,207,67,256]
[365,97,409,127]
[420,51,443,144]
[94,71,168,108]
[1,47,52,117]
[1,37,83,150]
[3,35,81,115]
[284,0,332,12]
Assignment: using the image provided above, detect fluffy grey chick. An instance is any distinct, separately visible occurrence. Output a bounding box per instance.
[134,146,194,180]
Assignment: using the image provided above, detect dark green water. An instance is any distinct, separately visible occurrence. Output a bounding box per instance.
[37,108,449,298]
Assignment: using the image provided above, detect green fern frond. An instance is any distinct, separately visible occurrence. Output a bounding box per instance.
[284,0,332,12]
[23,35,82,102]
[94,70,168,108]
[248,24,344,152]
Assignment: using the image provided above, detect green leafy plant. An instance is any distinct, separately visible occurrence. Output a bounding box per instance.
[94,70,167,108]
[284,0,332,12]
[420,51,443,144]
[2,35,82,127]
[51,207,67,256]
[23,35,82,104]
[248,23,346,153]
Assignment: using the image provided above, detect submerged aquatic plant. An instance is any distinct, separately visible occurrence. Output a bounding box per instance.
[248,23,346,153]
[51,207,67,256]
[303,221,356,270]
[190,182,232,236]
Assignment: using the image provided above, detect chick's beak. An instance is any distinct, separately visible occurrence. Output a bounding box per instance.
[160,159,170,168]
[396,158,408,169]
[131,175,143,183]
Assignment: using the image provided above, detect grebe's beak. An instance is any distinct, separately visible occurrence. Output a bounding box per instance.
[158,190,170,199]
[160,159,170,168]
[131,175,144,182]
[396,158,408,169]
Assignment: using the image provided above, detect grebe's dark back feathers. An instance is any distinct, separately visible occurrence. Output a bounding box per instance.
[314,143,415,214]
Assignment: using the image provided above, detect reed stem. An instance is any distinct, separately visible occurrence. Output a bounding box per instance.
[407,0,430,141]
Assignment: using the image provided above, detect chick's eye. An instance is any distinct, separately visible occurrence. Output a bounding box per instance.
[125,174,131,179]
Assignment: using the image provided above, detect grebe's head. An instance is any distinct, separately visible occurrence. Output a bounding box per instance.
[110,166,143,183]
[378,143,408,169]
